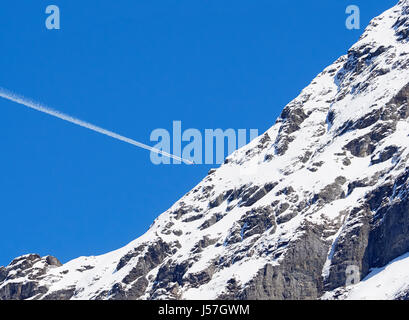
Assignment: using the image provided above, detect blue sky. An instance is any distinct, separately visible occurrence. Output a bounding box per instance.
[0,0,397,266]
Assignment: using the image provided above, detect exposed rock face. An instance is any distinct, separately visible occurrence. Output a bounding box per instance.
[2,0,409,300]
[0,254,62,300]
[237,223,329,300]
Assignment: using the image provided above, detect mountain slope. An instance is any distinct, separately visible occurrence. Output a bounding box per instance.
[1,0,409,300]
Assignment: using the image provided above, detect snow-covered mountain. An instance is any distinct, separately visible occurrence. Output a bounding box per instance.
[2,0,409,300]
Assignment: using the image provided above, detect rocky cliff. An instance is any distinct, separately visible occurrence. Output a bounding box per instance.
[1,0,409,300]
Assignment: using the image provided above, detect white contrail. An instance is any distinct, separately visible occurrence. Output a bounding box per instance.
[0,87,194,165]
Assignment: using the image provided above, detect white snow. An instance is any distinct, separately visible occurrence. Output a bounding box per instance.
[323,252,409,300]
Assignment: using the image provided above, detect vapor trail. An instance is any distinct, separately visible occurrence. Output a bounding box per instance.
[0,87,193,164]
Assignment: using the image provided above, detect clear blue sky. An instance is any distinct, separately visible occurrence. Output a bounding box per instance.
[0,0,397,266]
